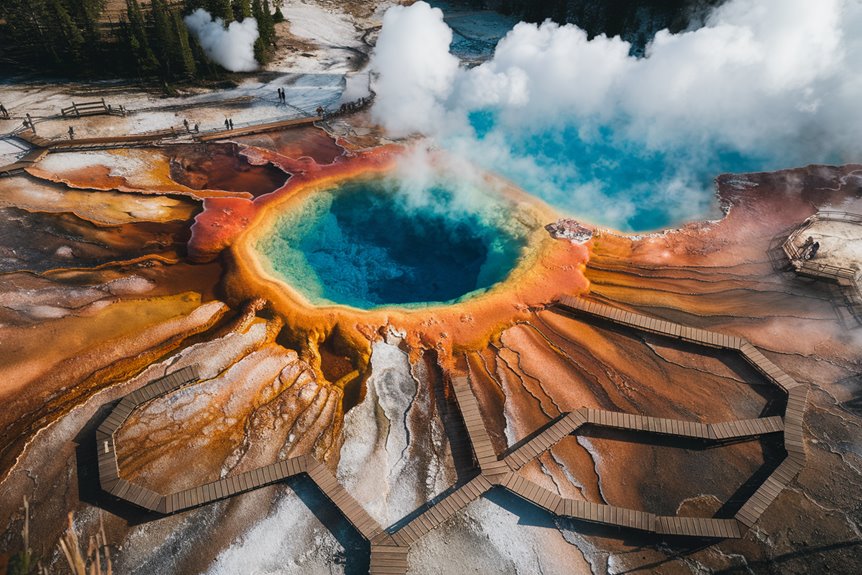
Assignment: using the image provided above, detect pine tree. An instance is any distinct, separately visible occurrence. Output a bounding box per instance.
[188,32,219,78]
[126,0,159,75]
[252,0,274,48]
[250,0,270,64]
[207,0,233,23]
[233,0,251,21]
[173,10,197,78]
[51,0,86,63]
[261,0,275,42]
[151,0,180,79]
[184,0,206,13]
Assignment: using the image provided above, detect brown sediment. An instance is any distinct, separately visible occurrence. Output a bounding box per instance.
[0,295,229,479]
[0,206,193,273]
[3,111,860,575]
[223,145,591,379]
[233,126,346,165]
[0,176,198,226]
[26,148,252,199]
[167,143,290,198]
[452,164,862,572]
[115,329,342,493]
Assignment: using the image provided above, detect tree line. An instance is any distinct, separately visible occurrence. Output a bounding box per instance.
[0,0,285,82]
[462,0,724,53]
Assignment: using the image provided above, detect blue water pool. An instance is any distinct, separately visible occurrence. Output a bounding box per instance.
[462,111,788,232]
[257,177,529,309]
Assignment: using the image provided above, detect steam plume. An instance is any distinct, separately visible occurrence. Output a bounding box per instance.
[184,9,259,72]
[370,1,862,231]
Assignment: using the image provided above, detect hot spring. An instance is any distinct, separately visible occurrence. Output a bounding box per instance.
[255,176,530,309]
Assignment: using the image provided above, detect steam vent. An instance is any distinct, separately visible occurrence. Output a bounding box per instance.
[2,1,862,575]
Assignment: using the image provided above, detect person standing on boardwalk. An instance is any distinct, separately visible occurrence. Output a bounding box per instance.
[68,126,74,140]
[228,118,234,130]
[808,241,820,260]
[224,118,230,130]
[183,119,190,132]
[0,104,7,119]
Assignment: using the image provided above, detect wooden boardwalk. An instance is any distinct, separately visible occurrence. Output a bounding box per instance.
[16,127,186,151]
[782,210,862,322]
[554,296,808,534]
[97,365,383,539]
[0,147,48,176]
[195,115,321,142]
[2,110,322,176]
[99,295,808,574]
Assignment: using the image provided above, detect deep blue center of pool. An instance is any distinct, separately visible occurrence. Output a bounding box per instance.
[258,180,527,309]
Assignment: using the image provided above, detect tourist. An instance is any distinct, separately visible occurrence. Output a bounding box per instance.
[224,118,230,130]
[228,118,234,130]
[183,118,190,132]
[68,126,74,140]
[0,104,7,118]
[808,241,820,260]
[194,123,200,133]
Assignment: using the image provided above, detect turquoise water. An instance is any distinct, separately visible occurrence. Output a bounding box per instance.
[465,111,780,231]
[257,178,529,309]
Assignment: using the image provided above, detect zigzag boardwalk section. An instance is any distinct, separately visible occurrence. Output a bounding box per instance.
[98,366,383,540]
[502,409,784,472]
[554,295,808,534]
[449,376,511,479]
[99,294,809,574]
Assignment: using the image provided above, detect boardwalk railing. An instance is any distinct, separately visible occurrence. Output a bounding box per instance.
[782,210,862,321]
[61,98,126,118]
[98,296,808,574]
[195,115,322,142]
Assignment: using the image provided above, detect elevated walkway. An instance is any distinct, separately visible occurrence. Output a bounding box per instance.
[98,295,808,574]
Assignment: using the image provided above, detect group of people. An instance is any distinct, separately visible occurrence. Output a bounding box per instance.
[336,96,370,116]
[801,236,821,260]
[314,96,373,120]
[182,119,200,133]
[4,90,374,140]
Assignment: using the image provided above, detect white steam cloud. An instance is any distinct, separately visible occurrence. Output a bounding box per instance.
[184,8,259,72]
[370,0,862,231]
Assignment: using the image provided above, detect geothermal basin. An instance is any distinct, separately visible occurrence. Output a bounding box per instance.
[223,150,590,361]
[256,176,531,309]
